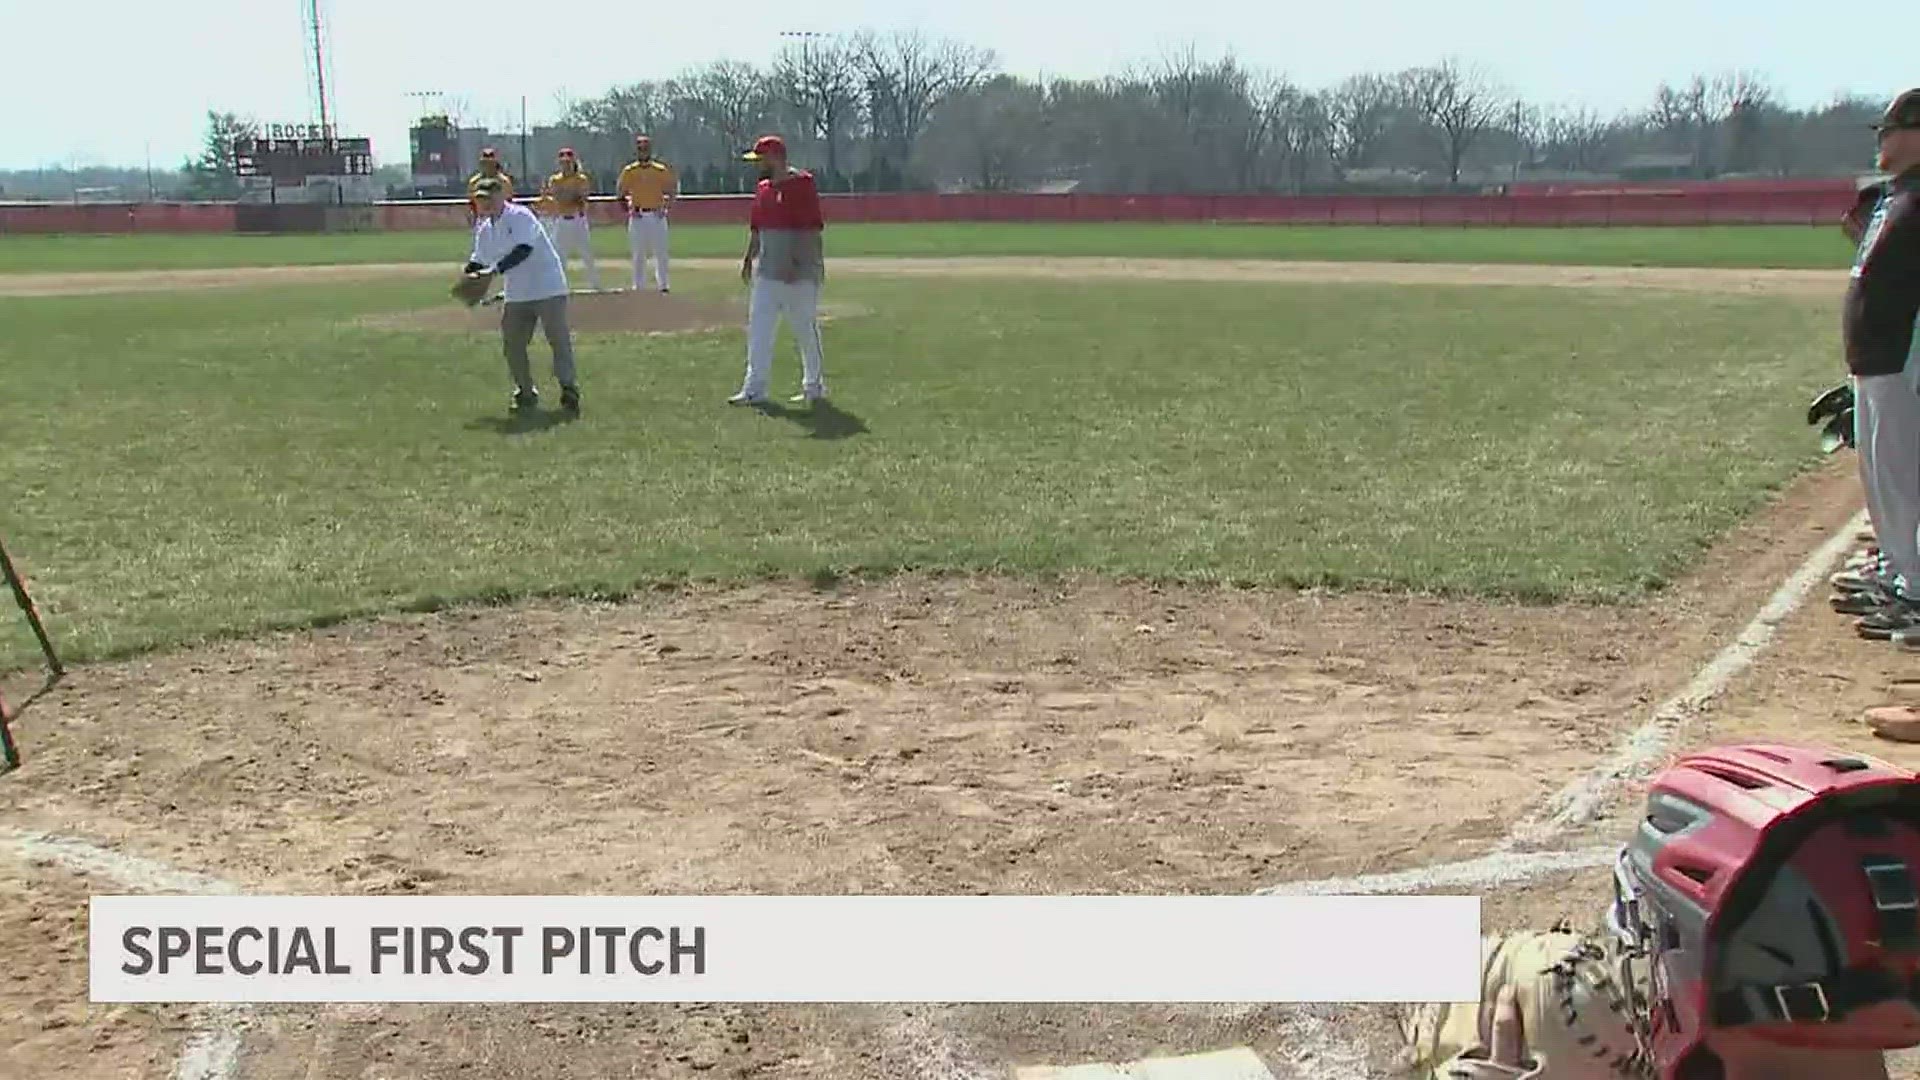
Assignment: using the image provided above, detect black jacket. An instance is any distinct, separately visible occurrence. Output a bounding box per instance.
[1845,168,1920,377]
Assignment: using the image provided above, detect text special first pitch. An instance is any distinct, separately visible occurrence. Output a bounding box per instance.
[119,925,708,976]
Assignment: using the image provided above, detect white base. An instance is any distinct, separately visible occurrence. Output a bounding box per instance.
[1015,1048,1276,1080]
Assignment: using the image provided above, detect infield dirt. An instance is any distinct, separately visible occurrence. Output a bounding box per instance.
[0,257,1897,1079]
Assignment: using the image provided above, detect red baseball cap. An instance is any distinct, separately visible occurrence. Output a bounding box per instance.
[741,135,786,162]
[480,147,498,158]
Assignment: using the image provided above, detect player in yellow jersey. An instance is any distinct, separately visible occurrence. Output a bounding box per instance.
[538,148,600,290]
[616,134,677,293]
[466,147,515,227]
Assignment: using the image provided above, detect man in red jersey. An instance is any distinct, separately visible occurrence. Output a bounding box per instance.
[728,135,829,407]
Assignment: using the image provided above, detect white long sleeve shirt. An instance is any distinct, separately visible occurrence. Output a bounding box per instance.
[470,202,569,303]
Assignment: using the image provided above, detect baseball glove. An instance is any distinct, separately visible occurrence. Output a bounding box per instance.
[1807,382,1857,453]
[1807,382,1853,427]
[450,270,493,307]
[1845,182,1887,243]
[1822,407,1857,454]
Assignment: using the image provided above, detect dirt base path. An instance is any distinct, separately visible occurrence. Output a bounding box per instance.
[0,457,1874,1079]
[0,257,1851,297]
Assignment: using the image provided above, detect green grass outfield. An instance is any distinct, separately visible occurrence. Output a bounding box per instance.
[0,222,1858,273]
[0,267,1840,669]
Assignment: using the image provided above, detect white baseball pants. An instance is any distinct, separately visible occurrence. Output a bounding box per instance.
[627,211,670,291]
[1856,370,1920,591]
[547,215,599,290]
[739,276,826,400]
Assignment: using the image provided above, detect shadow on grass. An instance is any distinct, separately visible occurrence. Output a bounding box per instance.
[465,410,578,435]
[752,399,869,441]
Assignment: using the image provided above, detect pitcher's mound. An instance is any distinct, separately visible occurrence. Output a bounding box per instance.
[382,290,867,336]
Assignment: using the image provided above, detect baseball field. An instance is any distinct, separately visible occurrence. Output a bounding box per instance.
[1,223,1912,1079]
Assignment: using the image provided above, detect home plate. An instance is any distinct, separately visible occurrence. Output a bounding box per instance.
[1014,1047,1275,1080]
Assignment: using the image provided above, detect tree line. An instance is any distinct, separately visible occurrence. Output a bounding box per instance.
[10,36,1890,202]
[539,36,1886,194]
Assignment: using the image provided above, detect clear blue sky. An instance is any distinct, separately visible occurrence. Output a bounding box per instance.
[1,0,1900,171]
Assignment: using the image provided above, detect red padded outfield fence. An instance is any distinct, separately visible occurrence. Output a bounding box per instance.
[0,181,1862,235]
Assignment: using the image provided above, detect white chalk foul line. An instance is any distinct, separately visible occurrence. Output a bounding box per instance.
[1252,845,1619,897]
[1217,507,1870,1072]
[1500,508,1870,853]
[1,827,250,1080]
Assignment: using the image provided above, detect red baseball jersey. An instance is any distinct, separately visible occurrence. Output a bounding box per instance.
[749,169,824,231]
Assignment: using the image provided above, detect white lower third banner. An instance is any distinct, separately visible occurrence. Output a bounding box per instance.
[90,895,1479,1004]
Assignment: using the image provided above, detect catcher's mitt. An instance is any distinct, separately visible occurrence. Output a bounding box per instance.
[1807,382,1854,427]
[1807,382,1857,453]
[450,271,493,307]
[1822,407,1857,454]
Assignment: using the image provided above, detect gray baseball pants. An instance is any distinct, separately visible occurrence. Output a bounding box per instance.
[1856,370,1920,590]
[501,295,576,393]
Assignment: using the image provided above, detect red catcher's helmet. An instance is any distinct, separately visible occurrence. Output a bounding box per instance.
[1610,744,1920,1078]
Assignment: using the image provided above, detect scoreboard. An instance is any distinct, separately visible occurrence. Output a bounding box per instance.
[232,127,374,182]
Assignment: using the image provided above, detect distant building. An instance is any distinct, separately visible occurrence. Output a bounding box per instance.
[405,116,611,198]
[407,116,463,195]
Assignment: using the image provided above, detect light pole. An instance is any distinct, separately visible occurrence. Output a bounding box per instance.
[779,30,836,177]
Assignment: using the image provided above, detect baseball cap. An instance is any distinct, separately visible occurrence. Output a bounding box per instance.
[472,177,506,198]
[741,135,786,162]
[480,147,499,159]
[1877,89,1920,130]
[558,147,575,157]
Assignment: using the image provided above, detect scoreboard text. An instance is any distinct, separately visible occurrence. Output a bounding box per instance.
[232,136,375,181]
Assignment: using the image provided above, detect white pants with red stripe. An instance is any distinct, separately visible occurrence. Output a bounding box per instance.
[627,211,669,291]
[547,215,600,290]
[739,275,826,400]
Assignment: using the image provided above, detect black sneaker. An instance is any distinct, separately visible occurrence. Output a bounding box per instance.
[511,388,539,414]
[1834,590,1894,616]
[560,386,580,416]
[1857,598,1920,639]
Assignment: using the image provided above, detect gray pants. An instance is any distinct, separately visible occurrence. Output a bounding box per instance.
[1857,370,1920,589]
[501,295,576,393]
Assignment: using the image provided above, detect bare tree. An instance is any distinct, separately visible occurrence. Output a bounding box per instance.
[852,29,997,181]
[1709,71,1775,174]
[1540,105,1609,172]
[1505,99,1543,179]
[774,37,862,177]
[1322,73,1400,178]
[681,61,775,157]
[1140,48,1283,191]
[1272,89,1328,190]
[917,75,1050,190]
[1401,59,1504,183]
[565,81,674,138]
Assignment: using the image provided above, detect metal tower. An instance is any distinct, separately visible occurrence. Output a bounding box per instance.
[302,0,338,133]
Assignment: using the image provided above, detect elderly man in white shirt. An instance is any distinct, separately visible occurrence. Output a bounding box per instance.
[463,177,580,417]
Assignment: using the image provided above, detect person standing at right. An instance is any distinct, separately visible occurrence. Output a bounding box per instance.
[730,135,828,407]
[540,147,601,290]
[1840,89,1920,640]
[615,135,676,293]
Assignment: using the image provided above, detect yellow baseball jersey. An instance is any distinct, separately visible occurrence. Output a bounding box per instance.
[542,169,593,215]
[467,169,514,199]
[617,160,675,209]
